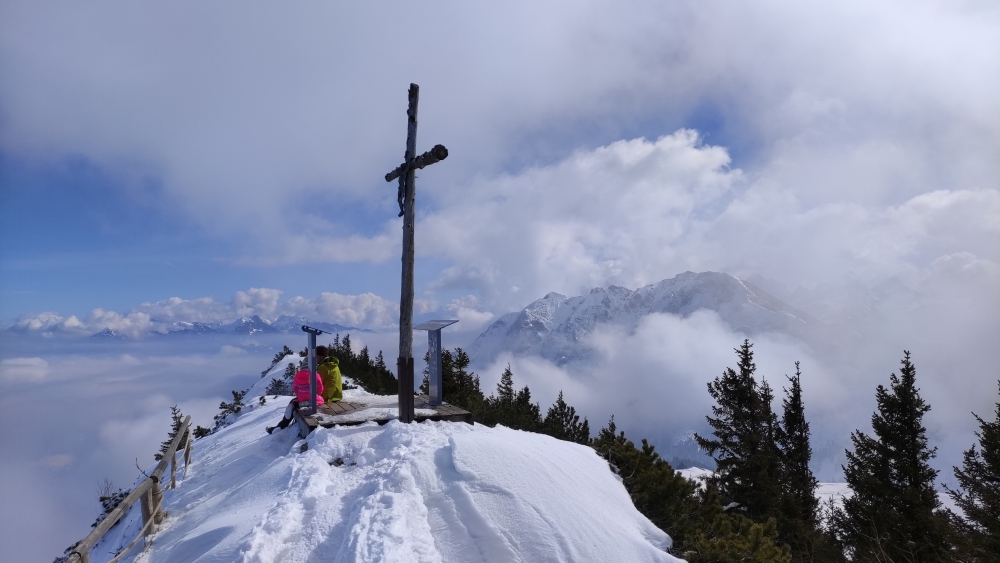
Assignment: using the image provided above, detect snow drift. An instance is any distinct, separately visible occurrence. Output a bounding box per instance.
[106,394,680,563]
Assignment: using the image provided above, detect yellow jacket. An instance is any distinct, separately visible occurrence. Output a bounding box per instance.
[318,357,342,402]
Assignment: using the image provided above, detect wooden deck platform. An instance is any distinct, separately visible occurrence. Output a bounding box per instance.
[292,394,473,438]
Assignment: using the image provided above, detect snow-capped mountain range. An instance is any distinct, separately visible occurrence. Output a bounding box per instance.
[143,315,374,338]
[469,271,829,365]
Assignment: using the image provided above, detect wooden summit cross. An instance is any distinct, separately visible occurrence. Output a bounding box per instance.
[384,83,448,423]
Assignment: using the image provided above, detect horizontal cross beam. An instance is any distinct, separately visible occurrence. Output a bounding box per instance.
[384,144,449,183]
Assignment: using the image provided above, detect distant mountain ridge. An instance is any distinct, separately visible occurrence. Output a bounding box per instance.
[140,315,375,338]
[469,271,826,365]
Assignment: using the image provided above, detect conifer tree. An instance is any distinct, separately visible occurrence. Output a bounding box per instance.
[777,362,818,525]
[592,416,702,549]
[155,406,188,461]
[774,362,836,563]
[542,390,591,444]
[944,380,1000,562]
[484,364,541,431]
[831,351,951,563]
[595,417,791,563]
[695,339,782,522]
[326,335,397,395]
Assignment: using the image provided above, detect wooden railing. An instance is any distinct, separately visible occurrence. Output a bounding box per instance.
[67,415,194,563]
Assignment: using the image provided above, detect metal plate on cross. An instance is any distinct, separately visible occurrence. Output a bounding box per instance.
[414,320,459,331]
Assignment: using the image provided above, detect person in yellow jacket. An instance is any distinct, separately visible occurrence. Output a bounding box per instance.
[315,346,342,402]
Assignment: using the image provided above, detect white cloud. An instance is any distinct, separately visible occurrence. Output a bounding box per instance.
[83,309,154,338]
[12,312,88,334]
[285,292,398,329]
[38,454,73,469]
[0,357,50,382]
[421,132,739,309]
[232,288,283,320]
[218,345,246,357]
[134,296,232,324]
[10,289,403,336]
[2,1,994,268]
[444,295,495,331]
[420,127,999,315]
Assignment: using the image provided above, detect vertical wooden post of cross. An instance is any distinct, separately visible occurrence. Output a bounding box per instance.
[384,83,448,423]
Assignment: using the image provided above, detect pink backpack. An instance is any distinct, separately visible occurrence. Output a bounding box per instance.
[292,369,325,405]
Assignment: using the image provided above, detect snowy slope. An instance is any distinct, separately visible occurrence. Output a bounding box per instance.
[469,271,825,365]
[107,396,680,563]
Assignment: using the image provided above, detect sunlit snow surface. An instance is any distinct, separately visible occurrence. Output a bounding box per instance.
[107,398,680,563]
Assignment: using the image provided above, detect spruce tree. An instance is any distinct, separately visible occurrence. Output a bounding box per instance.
[778,362,817,525]
[484,364,541,431]
[832,351,951,563]
[695,339,782,522]
[155,406,188,461]
[944,380,1000,563]
[542,390,591,444]
[774,362,835,563]
[595,417,791,563]
[592,416,702,551]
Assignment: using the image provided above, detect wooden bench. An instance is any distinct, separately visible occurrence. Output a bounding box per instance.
[293,394,473,438]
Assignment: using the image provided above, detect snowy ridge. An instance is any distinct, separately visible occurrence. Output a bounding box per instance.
[111,393,681,563]
[470,271,825,365]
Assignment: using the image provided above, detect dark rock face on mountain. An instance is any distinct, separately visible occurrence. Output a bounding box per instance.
[470,271,824,365]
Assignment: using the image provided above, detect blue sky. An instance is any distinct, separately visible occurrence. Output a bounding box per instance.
[0,151,402,320]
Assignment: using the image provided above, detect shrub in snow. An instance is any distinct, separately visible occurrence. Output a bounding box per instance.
[212,389,248,431]
[92,479,130,528]
[263,363,295,397]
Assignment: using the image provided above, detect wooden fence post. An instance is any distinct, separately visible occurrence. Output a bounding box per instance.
[170,451,177,489]
[140,484,153,537]
[183,427,192,479]
[65,416,190,559]
[151,477,164,524]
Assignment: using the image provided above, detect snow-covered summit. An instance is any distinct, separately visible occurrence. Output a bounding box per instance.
[469,271,823,365]
[106,396,681,563]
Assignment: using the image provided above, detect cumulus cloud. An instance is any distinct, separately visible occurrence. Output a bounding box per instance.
[444,295,495,331]
[134,296,232,324]
[2,1,994,266]
[421,132,739,309]
[232,288,282,320]
[10,288,403,336]
[420,130,999,315]
[284,292,398,329]
[0,357,50,382]
[12,312,87,334]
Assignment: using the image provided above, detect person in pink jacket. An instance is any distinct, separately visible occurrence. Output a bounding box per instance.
[267,369,324,434]
[292,368,324,405]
